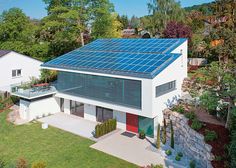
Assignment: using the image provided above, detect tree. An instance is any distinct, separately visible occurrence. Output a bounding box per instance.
[147,0,185,33]
[156,124,161,149]
[163,21,192,40]
[170,120,174,148]
[162,119,167,144]
[90,0,121,39]
[117,15,129,29]
[0,8,37,56]
[191,62,236,128]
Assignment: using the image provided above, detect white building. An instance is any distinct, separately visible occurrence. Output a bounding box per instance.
[13,38,187,137]
[0,50,43,92]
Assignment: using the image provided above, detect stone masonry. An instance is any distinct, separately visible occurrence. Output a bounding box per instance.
[163,109,214,168]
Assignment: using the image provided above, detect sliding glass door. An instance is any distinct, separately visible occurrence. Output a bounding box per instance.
[96,107,113,122]
[70,101,84,117]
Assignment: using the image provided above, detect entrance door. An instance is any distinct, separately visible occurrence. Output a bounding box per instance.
[70,101,84,117]
[126,113,138,133]
[60,98,64,112]
[96,107,113,122]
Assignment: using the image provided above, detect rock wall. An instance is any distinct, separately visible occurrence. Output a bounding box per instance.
[163,109,214,168]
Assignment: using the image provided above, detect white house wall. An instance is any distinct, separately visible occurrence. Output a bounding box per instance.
[0,52,42,92]
[28,96,60,120]
[152,41,188,123]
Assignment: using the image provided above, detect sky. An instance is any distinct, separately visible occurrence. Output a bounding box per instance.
[0,0,214,19]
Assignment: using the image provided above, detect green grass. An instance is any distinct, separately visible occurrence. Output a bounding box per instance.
[0,110,137,168]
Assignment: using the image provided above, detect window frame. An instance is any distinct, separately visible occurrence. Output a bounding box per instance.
[155,80,176,97]
[12,69,22,78]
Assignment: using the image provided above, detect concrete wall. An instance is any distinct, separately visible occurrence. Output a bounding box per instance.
[19,96,60,121]
[0,52,42,92]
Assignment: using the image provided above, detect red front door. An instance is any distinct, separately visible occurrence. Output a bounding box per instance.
[126,113,138,133]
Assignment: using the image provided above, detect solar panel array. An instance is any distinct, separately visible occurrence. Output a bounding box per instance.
[80,38,184,54]
[42,38,186,79]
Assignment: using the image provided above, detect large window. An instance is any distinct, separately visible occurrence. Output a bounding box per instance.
[57,71,142,109]
[156,80,176,97]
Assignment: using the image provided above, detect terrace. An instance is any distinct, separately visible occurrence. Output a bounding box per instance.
[11,83,57,99]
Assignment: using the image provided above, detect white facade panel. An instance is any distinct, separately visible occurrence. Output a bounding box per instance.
[0,52,42,92]
[84,104,96,122]
[151,41,188,123]
[113,110,126,130]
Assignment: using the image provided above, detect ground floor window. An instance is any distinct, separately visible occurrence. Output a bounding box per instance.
[70,101,84,118]
[96,107,113,122]
[60,98,64,112]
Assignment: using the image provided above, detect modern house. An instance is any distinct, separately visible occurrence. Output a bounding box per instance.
[12,38,187,137]
[0,50,42,92]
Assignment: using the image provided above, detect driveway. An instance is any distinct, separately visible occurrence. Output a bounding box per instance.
[91,130,168,167]
[38,113,97,140]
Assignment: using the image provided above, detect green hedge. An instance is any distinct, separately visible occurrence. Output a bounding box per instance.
[95,119,117,138]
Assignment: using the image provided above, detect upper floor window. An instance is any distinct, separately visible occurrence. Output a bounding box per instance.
[12,69,21,78]
[156,80,176,97]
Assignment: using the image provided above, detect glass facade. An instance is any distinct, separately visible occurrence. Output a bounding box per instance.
[57,71,142,109]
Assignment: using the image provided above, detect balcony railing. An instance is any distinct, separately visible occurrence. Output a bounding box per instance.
[11,83,57,99]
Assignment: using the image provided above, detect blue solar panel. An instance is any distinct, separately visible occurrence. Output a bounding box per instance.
[80,38,185,54]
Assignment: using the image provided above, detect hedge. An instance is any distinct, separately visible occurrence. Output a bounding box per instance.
[95,119,117,138]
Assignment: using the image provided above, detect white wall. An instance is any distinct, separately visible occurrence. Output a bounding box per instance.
[84,104,96,122]
[113,110,126,130]
[151,41,188,124]
[19,99,30,120]
[0,52,42,92]
[19,96,60,121]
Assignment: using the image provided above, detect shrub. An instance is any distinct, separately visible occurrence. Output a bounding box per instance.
[165,149,172,156]
[94,119,117,138]
[162,119,167,144]
[200,91,219,115]
[214,155,222,161]
[191,119,203,130]
[139,130,146,139]
[177,152,183,157]
[189,160,196,168]
[185,112,196,120]
[156,124,161,149]
[175,155,181,161]
[170,120,174,149]
[229,131,236,167]
[16,158,28,168]
[150,164,164,168]
[172,105,185,114]
[11,95,20,104]
[0,159,6,168]
[204,130,218,142]
[31,161,46,168]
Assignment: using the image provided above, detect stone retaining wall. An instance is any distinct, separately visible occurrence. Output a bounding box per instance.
[163,109,214,168]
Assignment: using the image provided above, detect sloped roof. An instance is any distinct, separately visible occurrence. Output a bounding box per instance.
[42,38,186,79]
[0,50,11,57]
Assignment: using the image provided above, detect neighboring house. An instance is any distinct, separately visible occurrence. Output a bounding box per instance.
[0,50,43,92]
[13,38,187,138]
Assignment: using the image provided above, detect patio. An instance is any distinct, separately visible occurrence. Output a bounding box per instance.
[91,130,185,168]
[38,113,97,140]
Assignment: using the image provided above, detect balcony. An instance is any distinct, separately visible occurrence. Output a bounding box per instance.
[11,83,57,100]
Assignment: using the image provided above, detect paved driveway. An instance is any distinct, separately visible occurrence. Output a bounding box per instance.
[38,113,97,140]
[91,130,166,167]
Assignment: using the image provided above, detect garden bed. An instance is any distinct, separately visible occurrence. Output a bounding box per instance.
[195,122,229,168]
[172,104,230,168]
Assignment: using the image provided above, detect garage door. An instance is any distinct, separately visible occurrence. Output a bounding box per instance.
[126,113,138,133]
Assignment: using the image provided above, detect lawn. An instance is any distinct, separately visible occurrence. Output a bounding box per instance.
[0,110,137,168]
